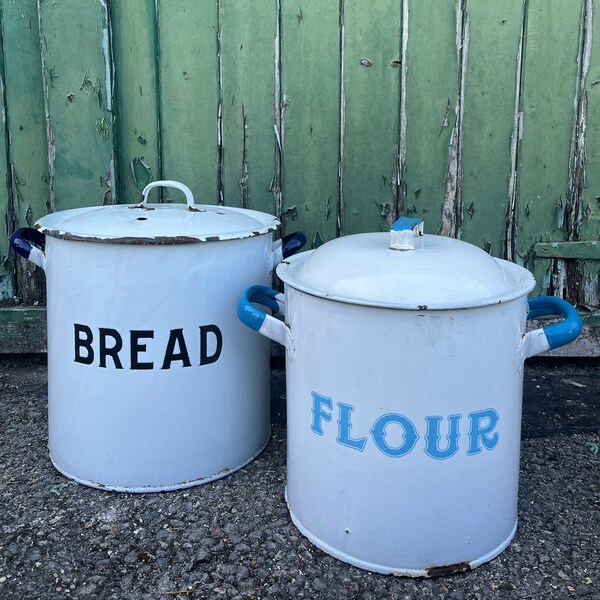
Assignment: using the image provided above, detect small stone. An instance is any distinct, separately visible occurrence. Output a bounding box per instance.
[575,584,594,596]
[75,583,97,597]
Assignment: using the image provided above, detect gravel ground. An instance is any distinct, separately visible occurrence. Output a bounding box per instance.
[0,356,599,599]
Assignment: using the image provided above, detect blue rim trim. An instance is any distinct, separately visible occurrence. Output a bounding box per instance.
[391,217,424,231]
[527,296,582,350]
[238,285,282,332]
[281,231,306,259]
[10,227,45,260]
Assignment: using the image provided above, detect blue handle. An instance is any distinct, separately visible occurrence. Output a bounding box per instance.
[527,296,582,350]
[281,231,306,259]
[238,285,282,332]
[10,227,45,260]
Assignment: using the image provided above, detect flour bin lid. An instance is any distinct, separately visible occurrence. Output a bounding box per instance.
[35,180,279,244]
[276,218,536,310]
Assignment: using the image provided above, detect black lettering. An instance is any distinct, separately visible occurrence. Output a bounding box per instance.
[161,329,191,369]
[200,325,223,365]
[74,324,94,365]
[130,330,154,370]
[99,328,124,369]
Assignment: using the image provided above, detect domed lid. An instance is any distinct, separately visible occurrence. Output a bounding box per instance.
[276,218,536,309]
[35,181,279,244]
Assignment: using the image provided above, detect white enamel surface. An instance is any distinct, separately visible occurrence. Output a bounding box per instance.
[522,328,552,359]
[36,203,279,243]
[44,235,273,491]
[28,246,47,270]
[258,315,290,348]
[277,234,536,309]
[277,287,530,574]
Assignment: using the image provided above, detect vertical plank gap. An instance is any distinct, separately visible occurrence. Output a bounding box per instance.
[272,0,284,226]
[101,0,115,204]
[240,102,248,209]
[105,2,119,203]
[37,0,55,213]
[155,0,164,200]
[440,0,469,239]
[337,0,346,238]
[504,0,528,262]
[216,0,225,205]
[565,0,593,242]
[0,9,13,223]
[0,6,16,274]
[394,0,409,221]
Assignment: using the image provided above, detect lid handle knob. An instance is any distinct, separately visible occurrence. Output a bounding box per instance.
[390,217,424,251]
[139,180,199,211]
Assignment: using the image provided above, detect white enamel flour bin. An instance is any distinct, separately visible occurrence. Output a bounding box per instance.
[238,218,582,576]
[11,181,305,492]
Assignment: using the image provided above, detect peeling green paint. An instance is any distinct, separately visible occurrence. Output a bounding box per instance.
[131,157,152,195]
[312,231,324,249]
[95,116,109,141]
[38,0,114,211]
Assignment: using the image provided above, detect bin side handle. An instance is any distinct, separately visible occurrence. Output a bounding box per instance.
[523,297,582,359]
[10,228,47,271]
[238,285,290,348]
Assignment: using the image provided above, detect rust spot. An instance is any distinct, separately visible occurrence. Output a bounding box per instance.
[128,204,155,211]
[426,562,471,577]
[418,305,428,311]
[187,206,205,213]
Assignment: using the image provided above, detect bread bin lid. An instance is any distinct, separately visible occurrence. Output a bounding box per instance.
[35,181,279,244]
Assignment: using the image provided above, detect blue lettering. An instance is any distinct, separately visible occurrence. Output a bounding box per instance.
[424,414,461,460]
[370,414,419,458]
[311,392,333,436]
[467,409,499,455]
[336,403,367,452]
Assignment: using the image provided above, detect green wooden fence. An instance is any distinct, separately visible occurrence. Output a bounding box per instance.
[0,0,599,352]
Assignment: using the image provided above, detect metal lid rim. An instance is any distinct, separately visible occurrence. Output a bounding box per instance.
[35,223,280,244]
[276,257,537,310]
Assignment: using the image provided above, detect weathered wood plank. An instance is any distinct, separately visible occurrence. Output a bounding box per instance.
[280,1,340,246]
[402,0,459,236]
[534,241,600,260]
[0,306,46,353]
[583,0,600,245]
[575,0,600,308]
[342,0,402,235]
[38,0,115,210]
[1,0,50,305]
[516,0,583,295]
[219,0,277,214]
[157,1,219,204]
[111,0,160,202]
[460,1,524,256]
